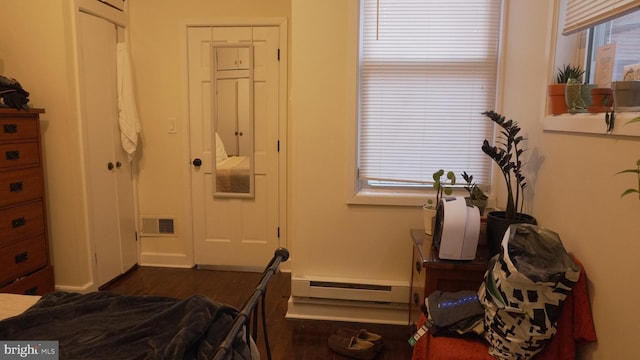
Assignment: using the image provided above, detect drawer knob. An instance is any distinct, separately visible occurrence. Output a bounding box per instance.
[15,251,29,264]
[12,217,26,228]
[9,181,23,192]
[107,162,114,170]
[5,150,20,160]
[3,123,18,133]
[415,260,422,274]
[413,292,421,305]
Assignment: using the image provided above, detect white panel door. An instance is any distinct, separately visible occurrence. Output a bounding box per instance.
[188,26,281,269]
[78,11,137,287]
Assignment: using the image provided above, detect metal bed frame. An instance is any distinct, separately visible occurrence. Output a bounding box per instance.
[212,247,290,360]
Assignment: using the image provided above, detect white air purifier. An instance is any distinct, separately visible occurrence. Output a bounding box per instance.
[433,196,481,260]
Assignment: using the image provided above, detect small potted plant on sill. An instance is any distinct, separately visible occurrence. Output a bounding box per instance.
[588,87,614,113]
[423,169,456,235]
[548,64,584,115]
[481,111,537,256]
[461,171,488,216]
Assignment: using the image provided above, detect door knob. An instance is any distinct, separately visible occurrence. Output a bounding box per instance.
[116,161,122,169]
[192,158,202,167]
[107,162,114,170]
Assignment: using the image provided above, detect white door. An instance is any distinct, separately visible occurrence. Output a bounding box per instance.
[188,26,281,269]
[78,12,137,287]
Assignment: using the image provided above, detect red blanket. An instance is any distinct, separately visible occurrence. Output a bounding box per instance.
[411,256,596,360]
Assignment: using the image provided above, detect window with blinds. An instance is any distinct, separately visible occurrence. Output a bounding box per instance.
[585,9,640,84]
[563,0,640,35]
[358,0,503,191]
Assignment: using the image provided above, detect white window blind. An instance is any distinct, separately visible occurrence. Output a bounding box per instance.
[563,0,640,35]
[359,0,502,188]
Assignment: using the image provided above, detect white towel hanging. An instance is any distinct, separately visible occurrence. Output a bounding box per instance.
[116,42,142,161]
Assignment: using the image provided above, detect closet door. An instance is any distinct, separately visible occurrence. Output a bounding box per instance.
[78,12,137,287]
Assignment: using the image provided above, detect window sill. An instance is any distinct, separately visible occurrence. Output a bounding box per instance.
[346,188,496,208]
[346,189,427,207]
[542,111,640,137]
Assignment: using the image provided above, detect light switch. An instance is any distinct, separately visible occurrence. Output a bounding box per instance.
[168,117,177,134]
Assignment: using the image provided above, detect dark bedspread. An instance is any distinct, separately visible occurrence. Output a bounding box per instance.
[0,291,252,360]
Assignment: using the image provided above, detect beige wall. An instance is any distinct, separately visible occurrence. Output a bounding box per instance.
[288,0,417,284]
[127,0,291,265]
[501,2,640,357]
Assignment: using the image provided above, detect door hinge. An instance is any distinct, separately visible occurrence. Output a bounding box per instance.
[277,48,280,61]
[135,231,138,241]
[277,140,280,152]
[277,227,280,238]
[94,253,98,264]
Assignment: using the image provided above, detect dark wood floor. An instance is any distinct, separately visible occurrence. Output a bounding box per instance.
[104,266,414,360]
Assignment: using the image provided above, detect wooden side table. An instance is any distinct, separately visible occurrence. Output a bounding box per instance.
[408,229,490,330]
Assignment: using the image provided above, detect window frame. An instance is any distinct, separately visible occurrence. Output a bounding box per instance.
[348,0,506,207]
[542,0,640,136]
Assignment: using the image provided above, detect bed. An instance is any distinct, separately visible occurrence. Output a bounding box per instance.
[0,247,289,360]
[216,155,251,194]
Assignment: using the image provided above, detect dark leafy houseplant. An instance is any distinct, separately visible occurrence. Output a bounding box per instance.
[461,171,488,215]
[480,111,527,220]
[461,171,488,201]
[481,111,536,256]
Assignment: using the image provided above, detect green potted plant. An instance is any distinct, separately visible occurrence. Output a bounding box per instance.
[548,64,584,115]
[617,117,640,200]
[461,171,488,215]
[589,87,613,113]
[423,169,456,235]
[617,160,640,199]
[481,111,537,256]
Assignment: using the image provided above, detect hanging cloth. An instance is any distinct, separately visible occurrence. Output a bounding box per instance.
[116,42,142,161]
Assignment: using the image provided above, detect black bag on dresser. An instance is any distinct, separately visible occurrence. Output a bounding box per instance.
[0,75,30,109]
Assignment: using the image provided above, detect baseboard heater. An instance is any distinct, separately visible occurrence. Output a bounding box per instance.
[291,276,409,304]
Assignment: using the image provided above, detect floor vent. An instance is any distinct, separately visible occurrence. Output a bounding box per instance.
[140,217,176,236]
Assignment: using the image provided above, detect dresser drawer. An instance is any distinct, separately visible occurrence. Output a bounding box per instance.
[0,265,54,296]
[0,142,40,170]
[409,248,427,328]
[0,117,39,142]
[0,200,45,247]
[0,235,48,286]
[0,167,44,207]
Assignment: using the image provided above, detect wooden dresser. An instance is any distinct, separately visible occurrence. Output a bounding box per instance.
[0,108,54,295]
[408,228,489,330]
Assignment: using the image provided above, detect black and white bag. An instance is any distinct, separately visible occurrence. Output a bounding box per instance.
[478,224,580,360]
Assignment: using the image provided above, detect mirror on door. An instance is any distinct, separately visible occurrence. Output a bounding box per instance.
[212,43,254,197]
